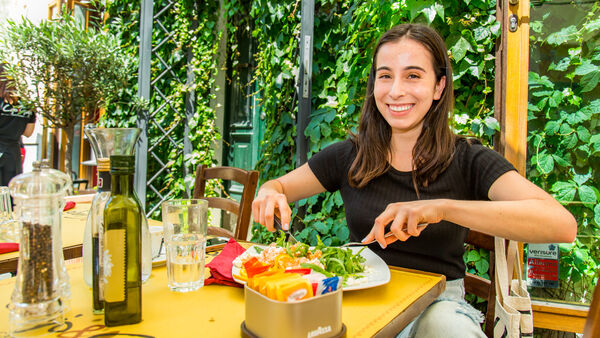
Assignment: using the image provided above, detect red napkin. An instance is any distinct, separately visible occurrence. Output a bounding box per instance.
[204,238,247,287]
[0,243,19,254]
[63,201,76,211]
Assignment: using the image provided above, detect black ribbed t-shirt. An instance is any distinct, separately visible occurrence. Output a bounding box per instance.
[307,138,515,280]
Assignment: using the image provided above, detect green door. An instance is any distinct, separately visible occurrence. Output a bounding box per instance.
[224,26,263,202]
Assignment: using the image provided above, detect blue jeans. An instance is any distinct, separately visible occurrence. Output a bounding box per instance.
[397,278,486,338]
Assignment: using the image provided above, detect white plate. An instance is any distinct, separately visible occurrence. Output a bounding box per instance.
[152,250,166,267]
[231,245,391,291]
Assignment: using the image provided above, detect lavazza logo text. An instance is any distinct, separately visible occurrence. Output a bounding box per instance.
[307,325,332,338]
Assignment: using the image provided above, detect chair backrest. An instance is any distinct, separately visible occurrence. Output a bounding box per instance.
[584,270,600,337]
[464,230,496,338]
[71,171,89,193]
[192,165,259,240]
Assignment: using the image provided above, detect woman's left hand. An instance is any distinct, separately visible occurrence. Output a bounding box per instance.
[362,199,446,248]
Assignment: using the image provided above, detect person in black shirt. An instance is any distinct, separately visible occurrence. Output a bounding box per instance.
[251,24,576,337]
[0,63,35,186]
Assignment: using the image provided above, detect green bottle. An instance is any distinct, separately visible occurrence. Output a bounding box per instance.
[103,155,142,326]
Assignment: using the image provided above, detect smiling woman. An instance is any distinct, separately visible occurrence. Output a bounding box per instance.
[251,23,576,337]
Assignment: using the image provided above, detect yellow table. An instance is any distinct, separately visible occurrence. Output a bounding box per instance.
[0,199,163,274]
[0,201,92,274]
[0,248,445,337]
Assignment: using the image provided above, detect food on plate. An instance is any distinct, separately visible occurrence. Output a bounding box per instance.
[243,257,271,278]
[233,233,366,287]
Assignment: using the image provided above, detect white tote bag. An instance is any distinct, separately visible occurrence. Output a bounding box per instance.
[494,238,534,338]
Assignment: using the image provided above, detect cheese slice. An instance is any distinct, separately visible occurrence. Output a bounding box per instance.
[275,277,313,301]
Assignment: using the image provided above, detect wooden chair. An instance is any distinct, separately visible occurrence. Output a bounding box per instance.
[192,165,259,241]
[584,270,600,337]
[464,230,496,338]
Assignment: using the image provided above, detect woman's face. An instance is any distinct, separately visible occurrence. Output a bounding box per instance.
[373,37,445,135]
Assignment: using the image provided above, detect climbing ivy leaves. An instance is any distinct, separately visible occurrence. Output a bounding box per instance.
[104,0,221,216]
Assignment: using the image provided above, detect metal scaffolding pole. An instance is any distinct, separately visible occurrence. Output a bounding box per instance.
[296,0,314,168]
[135,0,153,210]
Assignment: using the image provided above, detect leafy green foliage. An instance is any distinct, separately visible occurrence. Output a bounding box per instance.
[464,246,491,279]
[104,0,222,216]
[527,2,599,303]
[464,244,491,310]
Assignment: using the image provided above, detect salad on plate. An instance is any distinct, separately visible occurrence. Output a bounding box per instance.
[232,233,389,290]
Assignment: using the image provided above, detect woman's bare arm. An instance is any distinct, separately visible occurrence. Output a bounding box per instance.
[365,171,577,247]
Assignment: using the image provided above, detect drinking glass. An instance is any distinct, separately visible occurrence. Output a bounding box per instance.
[0,186,11,221]
[162,199,208,292]
[0,186,18,242]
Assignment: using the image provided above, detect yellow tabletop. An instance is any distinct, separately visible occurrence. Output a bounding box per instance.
[0,201,91,262]
[0,200,163,274]
[0,252,445,337]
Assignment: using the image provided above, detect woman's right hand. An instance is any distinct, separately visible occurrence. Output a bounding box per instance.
[252,179,292,232]
[251,163,327,232]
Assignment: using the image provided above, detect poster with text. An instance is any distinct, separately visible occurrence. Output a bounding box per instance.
[527,243,559,288]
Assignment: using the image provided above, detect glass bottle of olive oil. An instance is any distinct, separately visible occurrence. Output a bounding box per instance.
[103,155,142,326]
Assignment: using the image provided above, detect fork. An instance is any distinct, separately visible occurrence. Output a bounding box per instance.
[341,223,429,247]
[273,215,299,244]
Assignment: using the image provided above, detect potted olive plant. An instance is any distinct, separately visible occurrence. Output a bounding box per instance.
[0,14,136,175]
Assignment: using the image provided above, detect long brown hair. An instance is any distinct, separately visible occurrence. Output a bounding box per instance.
[0,63,18,105]
[348,24,457,194]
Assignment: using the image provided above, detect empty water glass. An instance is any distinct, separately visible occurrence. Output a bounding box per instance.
[0,186,18,242]
[162,199,208,292]
[0,186,11,221]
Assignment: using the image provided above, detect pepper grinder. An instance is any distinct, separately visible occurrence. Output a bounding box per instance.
[8,161,70,336]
